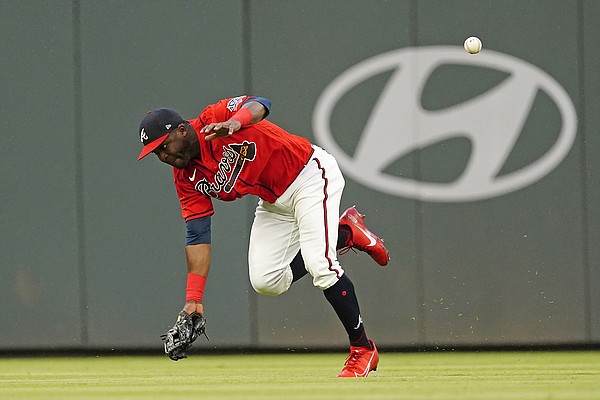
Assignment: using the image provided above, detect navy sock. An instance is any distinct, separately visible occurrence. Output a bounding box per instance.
[323,274,372,349]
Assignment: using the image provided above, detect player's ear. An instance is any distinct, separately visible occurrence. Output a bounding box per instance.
[177,123,187,136]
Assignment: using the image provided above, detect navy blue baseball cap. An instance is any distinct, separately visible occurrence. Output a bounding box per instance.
[137,108,185,160]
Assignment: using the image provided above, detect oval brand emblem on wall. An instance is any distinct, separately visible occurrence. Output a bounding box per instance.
[312,47,577,202]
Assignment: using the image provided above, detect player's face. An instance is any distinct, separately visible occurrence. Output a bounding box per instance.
[153,126,193,169]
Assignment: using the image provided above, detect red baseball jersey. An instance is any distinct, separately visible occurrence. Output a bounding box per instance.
[174,96,314,221]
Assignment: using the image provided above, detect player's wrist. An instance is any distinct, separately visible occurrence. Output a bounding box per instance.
[185,273,207,302]
[230,107,253,127]
[183,301,204,316]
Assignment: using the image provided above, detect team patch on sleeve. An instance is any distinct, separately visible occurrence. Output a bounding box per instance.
[226,96,246,112]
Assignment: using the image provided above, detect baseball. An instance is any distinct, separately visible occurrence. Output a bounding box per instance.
[464,36,482,54]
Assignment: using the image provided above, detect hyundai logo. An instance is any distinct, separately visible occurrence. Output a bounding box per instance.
[313,47,577,202]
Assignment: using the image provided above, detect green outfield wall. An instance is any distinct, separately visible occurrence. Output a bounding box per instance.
[1,0,598,351]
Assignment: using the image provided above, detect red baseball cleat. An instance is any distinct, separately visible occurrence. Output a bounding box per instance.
[339,206,390,266]
[337,340,379,378]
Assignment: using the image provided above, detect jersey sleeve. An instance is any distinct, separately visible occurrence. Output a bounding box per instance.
[244,96,271,118]
[174,169,214,221]
[200,95,271,123]
[200,96,248,124]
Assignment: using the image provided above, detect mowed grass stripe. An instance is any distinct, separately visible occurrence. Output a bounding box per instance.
[0,351,599,399]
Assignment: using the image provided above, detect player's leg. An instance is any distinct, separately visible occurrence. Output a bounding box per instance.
[248,199,300,296]
[291,150,345,291]
[291,147,378,377]
[291,151,370,346]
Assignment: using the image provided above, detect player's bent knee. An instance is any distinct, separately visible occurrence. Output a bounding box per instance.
[250,280,284,296]
[252,285,281,296]
[249,274,289,296]
[248,261,293,296]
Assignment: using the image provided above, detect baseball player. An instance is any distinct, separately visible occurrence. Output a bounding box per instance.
[137,95,390,378]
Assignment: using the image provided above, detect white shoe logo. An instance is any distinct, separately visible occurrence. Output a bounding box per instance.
[357,226,376,247]
[354,353,374,377]
[189,169,197,181]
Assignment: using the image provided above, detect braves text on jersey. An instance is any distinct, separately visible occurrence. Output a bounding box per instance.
[174,96,314,221]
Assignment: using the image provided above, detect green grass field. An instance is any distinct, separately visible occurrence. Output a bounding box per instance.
[1,351,599,399]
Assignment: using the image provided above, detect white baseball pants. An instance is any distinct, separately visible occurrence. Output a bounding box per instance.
[248,145,345,295]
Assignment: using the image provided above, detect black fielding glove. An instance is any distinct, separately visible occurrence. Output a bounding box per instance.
[160,311,209,361]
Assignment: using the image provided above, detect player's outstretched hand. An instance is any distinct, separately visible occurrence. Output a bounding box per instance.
[161,310,209,361]
[201,120,242,141]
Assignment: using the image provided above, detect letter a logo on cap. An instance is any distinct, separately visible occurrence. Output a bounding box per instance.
[140,128,148,143]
